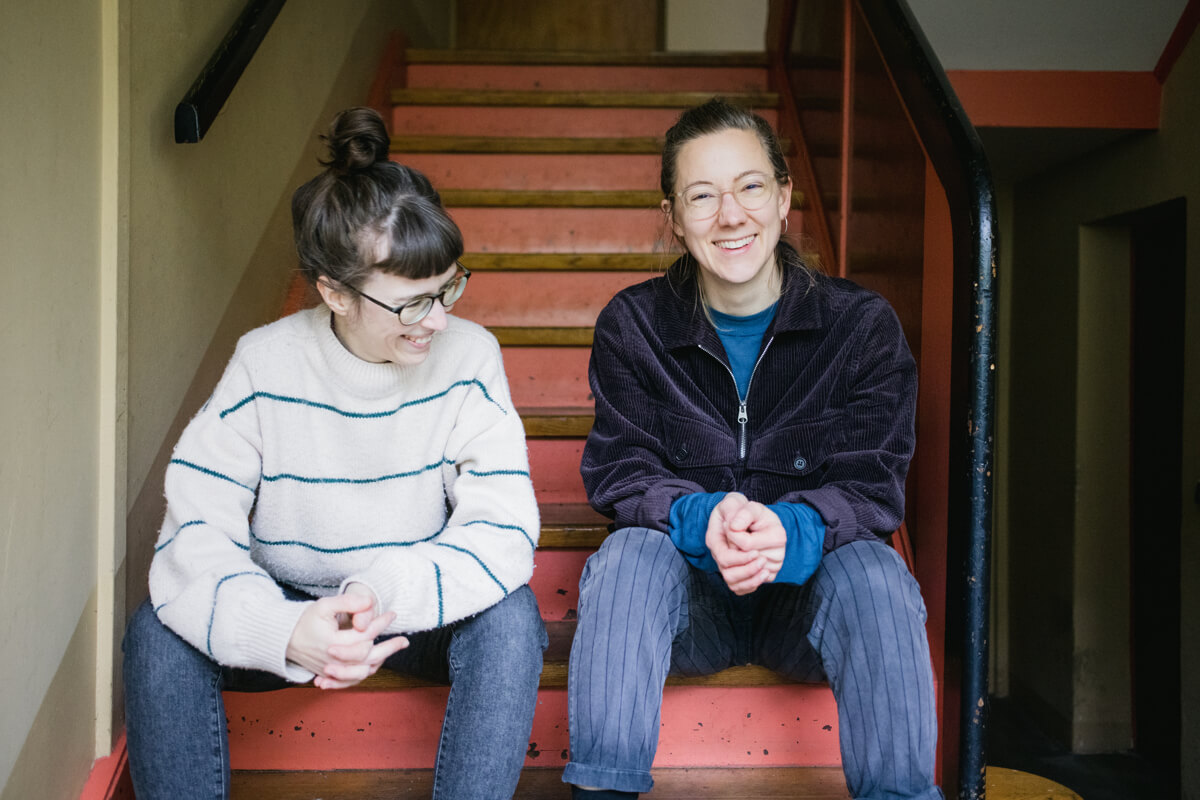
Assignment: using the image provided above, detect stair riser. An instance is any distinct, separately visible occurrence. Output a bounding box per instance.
[407,64,769,92]
[529,549,590,621]
[449,208,802,253]
[528,439,588,504]
[450,208,668,252]
[392,107,779,138]
[224,685,840,770]
[395,153,662,191]
[456,271,648,328]
[502,347,592,408]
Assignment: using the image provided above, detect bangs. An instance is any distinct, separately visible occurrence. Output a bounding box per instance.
[372,194,464,279]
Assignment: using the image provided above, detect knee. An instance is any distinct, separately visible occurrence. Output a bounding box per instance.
[583,527,680,587]
[813,540,926,622]
[123,599,214,690]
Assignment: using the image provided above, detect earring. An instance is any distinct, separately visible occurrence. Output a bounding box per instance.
[783,217,790,234]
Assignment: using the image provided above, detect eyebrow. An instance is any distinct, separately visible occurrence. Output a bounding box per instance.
[680,169,771,192]
[381,269,460,307]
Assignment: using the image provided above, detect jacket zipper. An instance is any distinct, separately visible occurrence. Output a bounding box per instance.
[700,336,774,460]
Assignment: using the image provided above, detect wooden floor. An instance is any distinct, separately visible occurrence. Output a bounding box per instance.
[232,766,1083,799]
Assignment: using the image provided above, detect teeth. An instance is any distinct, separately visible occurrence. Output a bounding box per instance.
[405,335,432,344]
[716,235,754,250]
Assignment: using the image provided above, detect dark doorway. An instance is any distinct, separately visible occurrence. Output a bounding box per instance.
[1128,197,1185,796]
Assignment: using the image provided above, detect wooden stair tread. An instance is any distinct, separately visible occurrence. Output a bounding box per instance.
[406,49,772,68]
[231,765,1081,799]
[442,189,661,208]
[442,188,803,208]
[232,766,852,798]
[539,501,610,548]
[462,252,667,271]
[393,135,668,154]
[393,134,795,155]
[489,326,594,347]
[520,407,594,438]
[391,87,778,108]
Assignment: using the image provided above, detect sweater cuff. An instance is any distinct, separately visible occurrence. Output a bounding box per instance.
[668,492,725,572]
[242,593,316,683]
[766,502,825,585]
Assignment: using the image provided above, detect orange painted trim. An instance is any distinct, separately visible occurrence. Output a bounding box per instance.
[946,70,1161,129]
[78,731,133,800]
[1155,0,1200,83]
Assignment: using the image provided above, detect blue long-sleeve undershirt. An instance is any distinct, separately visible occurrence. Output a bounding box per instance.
[667,492,825,585]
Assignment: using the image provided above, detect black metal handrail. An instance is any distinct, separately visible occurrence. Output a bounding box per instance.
[854,2,997,798]
[174,0,288,143]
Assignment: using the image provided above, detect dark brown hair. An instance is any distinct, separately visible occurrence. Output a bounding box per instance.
[291,107,463,290]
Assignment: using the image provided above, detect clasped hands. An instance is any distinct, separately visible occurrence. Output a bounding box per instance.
[705,492,787,595]
[285,582,409,689]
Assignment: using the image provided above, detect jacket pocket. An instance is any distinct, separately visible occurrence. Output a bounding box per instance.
[659,409,738,490]
[746,416,844,480]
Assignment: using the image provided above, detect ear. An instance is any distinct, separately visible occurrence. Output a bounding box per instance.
[662,198,685,240]
[316,276,354,316]
[777,178,794,221]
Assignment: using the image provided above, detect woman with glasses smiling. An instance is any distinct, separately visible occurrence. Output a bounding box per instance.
[123,107,546,800]
[564,99,940,800]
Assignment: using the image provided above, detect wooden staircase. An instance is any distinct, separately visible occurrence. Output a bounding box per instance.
[217,47,1070,800]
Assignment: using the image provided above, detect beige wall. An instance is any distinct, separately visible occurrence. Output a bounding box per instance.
[1004,32,1200,793]
[0,0,450,796]
[665,0,768,51]
[0,0,105,795]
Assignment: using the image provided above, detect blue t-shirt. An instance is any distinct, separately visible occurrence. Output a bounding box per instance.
[710,304,776,400]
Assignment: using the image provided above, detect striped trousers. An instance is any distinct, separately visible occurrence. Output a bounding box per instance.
[563,527,942,799]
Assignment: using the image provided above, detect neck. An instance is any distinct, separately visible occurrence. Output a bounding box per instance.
[701,267,781,317]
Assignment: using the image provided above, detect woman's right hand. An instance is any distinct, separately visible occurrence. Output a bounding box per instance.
[286,594,409,689]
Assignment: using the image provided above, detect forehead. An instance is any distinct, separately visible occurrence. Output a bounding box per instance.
[360,262,458,301]
[674,128,772,186]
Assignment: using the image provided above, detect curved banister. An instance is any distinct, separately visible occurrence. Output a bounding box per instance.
[855,4,996,798]
[768,1,997,797]
[174,0,287,143]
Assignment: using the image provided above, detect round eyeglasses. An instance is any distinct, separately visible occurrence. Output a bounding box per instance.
[674,173,777,221]
[346,264,471,325]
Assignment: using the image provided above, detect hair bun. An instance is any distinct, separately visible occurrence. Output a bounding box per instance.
[323,107,390,172]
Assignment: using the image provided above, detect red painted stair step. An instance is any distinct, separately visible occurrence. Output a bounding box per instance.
[406,63,769,93]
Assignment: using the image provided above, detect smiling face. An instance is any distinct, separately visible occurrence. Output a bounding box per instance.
[318,262,460,367]
[664,128,792,315]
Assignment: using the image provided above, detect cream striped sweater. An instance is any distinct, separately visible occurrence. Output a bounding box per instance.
[149,305,539,682]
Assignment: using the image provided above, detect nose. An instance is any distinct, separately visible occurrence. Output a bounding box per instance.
[715,190,746,226]
[420,299,449,331]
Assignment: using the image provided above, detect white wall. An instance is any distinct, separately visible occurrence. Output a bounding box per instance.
[0,0,105,795]
[907,0,1187,70]
[665,0,768,51]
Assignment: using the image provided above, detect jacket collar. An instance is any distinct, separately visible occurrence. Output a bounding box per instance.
[657,248,828,352]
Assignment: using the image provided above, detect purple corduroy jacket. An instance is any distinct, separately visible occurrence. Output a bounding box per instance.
[580,254,917,554]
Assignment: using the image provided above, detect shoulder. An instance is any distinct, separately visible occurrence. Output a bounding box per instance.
[436,316,502,357]
[597,274,673,327]
[232,306,324,360]
[806,271,899,329]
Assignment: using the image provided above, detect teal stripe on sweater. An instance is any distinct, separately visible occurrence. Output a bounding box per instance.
[434,542,508,596]
[250,527,442,553]
[434,563,444,627]
[170,459,256,492]
[262,458,453,485]
[463,519,536,551]
[155,519,250,553]
[219,379,506,420]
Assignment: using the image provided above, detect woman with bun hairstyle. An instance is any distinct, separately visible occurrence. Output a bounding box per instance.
[123,107,546,800]
[564,99,940,799]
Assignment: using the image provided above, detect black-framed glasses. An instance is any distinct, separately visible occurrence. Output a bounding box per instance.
[347,264,471,325]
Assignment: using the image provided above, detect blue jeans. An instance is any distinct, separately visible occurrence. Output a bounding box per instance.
[564,529,942,800]
[124,585,547,800]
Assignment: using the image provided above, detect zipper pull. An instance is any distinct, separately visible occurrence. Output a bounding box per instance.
[737,402,748,425]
